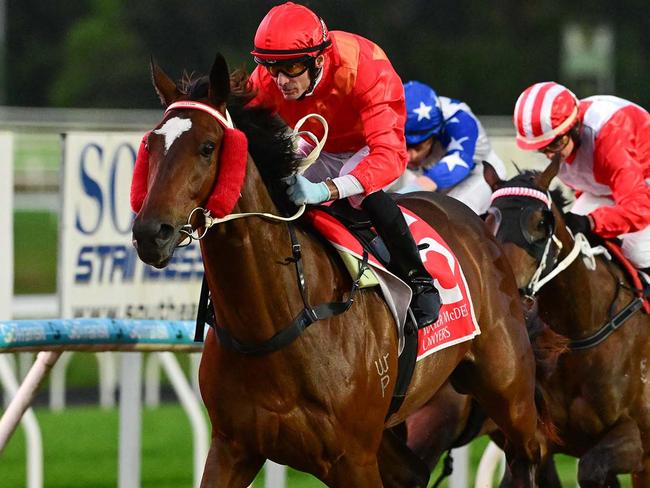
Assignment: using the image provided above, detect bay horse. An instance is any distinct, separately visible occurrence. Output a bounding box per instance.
[484,158,650,487]
[131,53,547,487]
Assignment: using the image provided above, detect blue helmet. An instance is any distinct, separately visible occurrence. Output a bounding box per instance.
[403,81,444,145]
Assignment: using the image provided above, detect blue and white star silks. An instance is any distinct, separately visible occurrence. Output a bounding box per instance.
[447,136,469,153]
[421,97,483,189]
[413,101,433,121]
[439,153,469,172]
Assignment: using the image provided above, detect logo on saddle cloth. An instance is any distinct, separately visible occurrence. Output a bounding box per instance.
[306,207,480,361]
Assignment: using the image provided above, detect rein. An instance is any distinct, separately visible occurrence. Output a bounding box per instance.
[179,204,306,244]
[491,186,643,350]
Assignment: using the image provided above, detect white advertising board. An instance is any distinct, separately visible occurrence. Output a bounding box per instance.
[60,132,203,319]
[0,133,13,320]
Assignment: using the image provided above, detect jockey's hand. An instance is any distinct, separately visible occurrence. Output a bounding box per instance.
[284,175,330,205]
[416,175,437,192]
[565,212,594,238]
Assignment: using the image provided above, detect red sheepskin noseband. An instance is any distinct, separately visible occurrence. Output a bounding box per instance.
[130,101,248,218]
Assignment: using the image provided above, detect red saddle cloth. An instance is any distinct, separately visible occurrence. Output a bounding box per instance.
[305,206,481,360]
[603,241,650,314]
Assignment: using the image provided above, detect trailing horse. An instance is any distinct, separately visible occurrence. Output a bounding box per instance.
[485,158,650,487]
[131,53,547,487]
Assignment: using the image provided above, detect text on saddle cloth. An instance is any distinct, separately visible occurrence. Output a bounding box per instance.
[305,206,481,361]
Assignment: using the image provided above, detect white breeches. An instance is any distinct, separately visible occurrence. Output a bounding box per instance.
[446,150,507,215]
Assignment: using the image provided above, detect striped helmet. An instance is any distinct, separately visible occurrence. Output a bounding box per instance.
[514,82,579,150]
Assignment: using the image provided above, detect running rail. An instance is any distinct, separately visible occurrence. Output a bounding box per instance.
[0,319,205,488]
[0,318,288,488]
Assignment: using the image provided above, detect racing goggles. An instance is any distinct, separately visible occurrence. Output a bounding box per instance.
[538,133,570,154]
[254,56,313,78]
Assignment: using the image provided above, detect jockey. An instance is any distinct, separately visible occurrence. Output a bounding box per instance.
[390,80,507,215]
[246,2,440,328]
[514,81,650,280]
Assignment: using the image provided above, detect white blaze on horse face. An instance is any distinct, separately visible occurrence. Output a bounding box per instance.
[154,117,192,153]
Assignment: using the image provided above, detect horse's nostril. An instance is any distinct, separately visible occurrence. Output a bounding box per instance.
[156,223,175,244]
[133,218,176,248]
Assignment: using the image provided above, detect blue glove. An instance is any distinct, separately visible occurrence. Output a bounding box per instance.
[284,175,330,205]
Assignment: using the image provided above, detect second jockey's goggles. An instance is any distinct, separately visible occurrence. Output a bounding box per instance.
[537,133,570,154]
[254,55,314,78]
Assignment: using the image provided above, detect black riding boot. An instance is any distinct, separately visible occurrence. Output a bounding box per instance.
[361,191,441,328]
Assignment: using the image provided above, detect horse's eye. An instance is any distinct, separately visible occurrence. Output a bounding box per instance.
[199,142,216,158]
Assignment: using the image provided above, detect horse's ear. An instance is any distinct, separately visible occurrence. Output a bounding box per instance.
[208,53,230,106]
[483,161,502,191]
[536,153,561,191]
[150,57,180,107]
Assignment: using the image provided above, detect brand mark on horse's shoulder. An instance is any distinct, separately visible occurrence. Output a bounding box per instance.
[374,353,390,397]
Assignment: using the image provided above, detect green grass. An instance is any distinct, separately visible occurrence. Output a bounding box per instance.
[0,403,633,487]
[13,210,58,294]
[14,134,61,172]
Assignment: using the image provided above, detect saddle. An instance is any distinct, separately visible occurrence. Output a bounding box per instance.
[315,200,400,286]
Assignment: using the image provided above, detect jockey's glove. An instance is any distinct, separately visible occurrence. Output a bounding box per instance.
[565,212,593,238]
[284,175,330,205]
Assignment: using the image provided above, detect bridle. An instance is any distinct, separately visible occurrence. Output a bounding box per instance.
[490,187,563,297]
[489,186,606,298]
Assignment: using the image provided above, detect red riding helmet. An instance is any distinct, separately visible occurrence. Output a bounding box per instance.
[251,2,331,62]
[514,81,579,150]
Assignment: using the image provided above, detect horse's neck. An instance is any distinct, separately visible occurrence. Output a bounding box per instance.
[539,233,619,337]
[200,161,328,342]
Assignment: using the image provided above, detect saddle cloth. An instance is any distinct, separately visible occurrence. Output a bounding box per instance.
[305,206,481,360]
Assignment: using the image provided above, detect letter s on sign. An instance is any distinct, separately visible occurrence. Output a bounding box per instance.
[76,143,104,235]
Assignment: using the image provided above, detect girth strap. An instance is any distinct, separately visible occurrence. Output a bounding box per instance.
[569,296,644,350]
[194,222,368,356]
[194,275,212,343]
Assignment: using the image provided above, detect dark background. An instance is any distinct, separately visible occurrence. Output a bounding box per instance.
[5,0,649,113]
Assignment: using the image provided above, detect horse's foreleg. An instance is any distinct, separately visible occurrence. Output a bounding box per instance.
[499,455,563,488]
[200,435,265,488]
[402,382,475,470]
[632,455,650,488]
[456,345,540,486]
[322,454,384,488]
[378,427,430,488]
[577,418,643,487]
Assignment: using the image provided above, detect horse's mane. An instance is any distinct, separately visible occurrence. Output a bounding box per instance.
[509,169,570,213]
[179,74,300,211]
